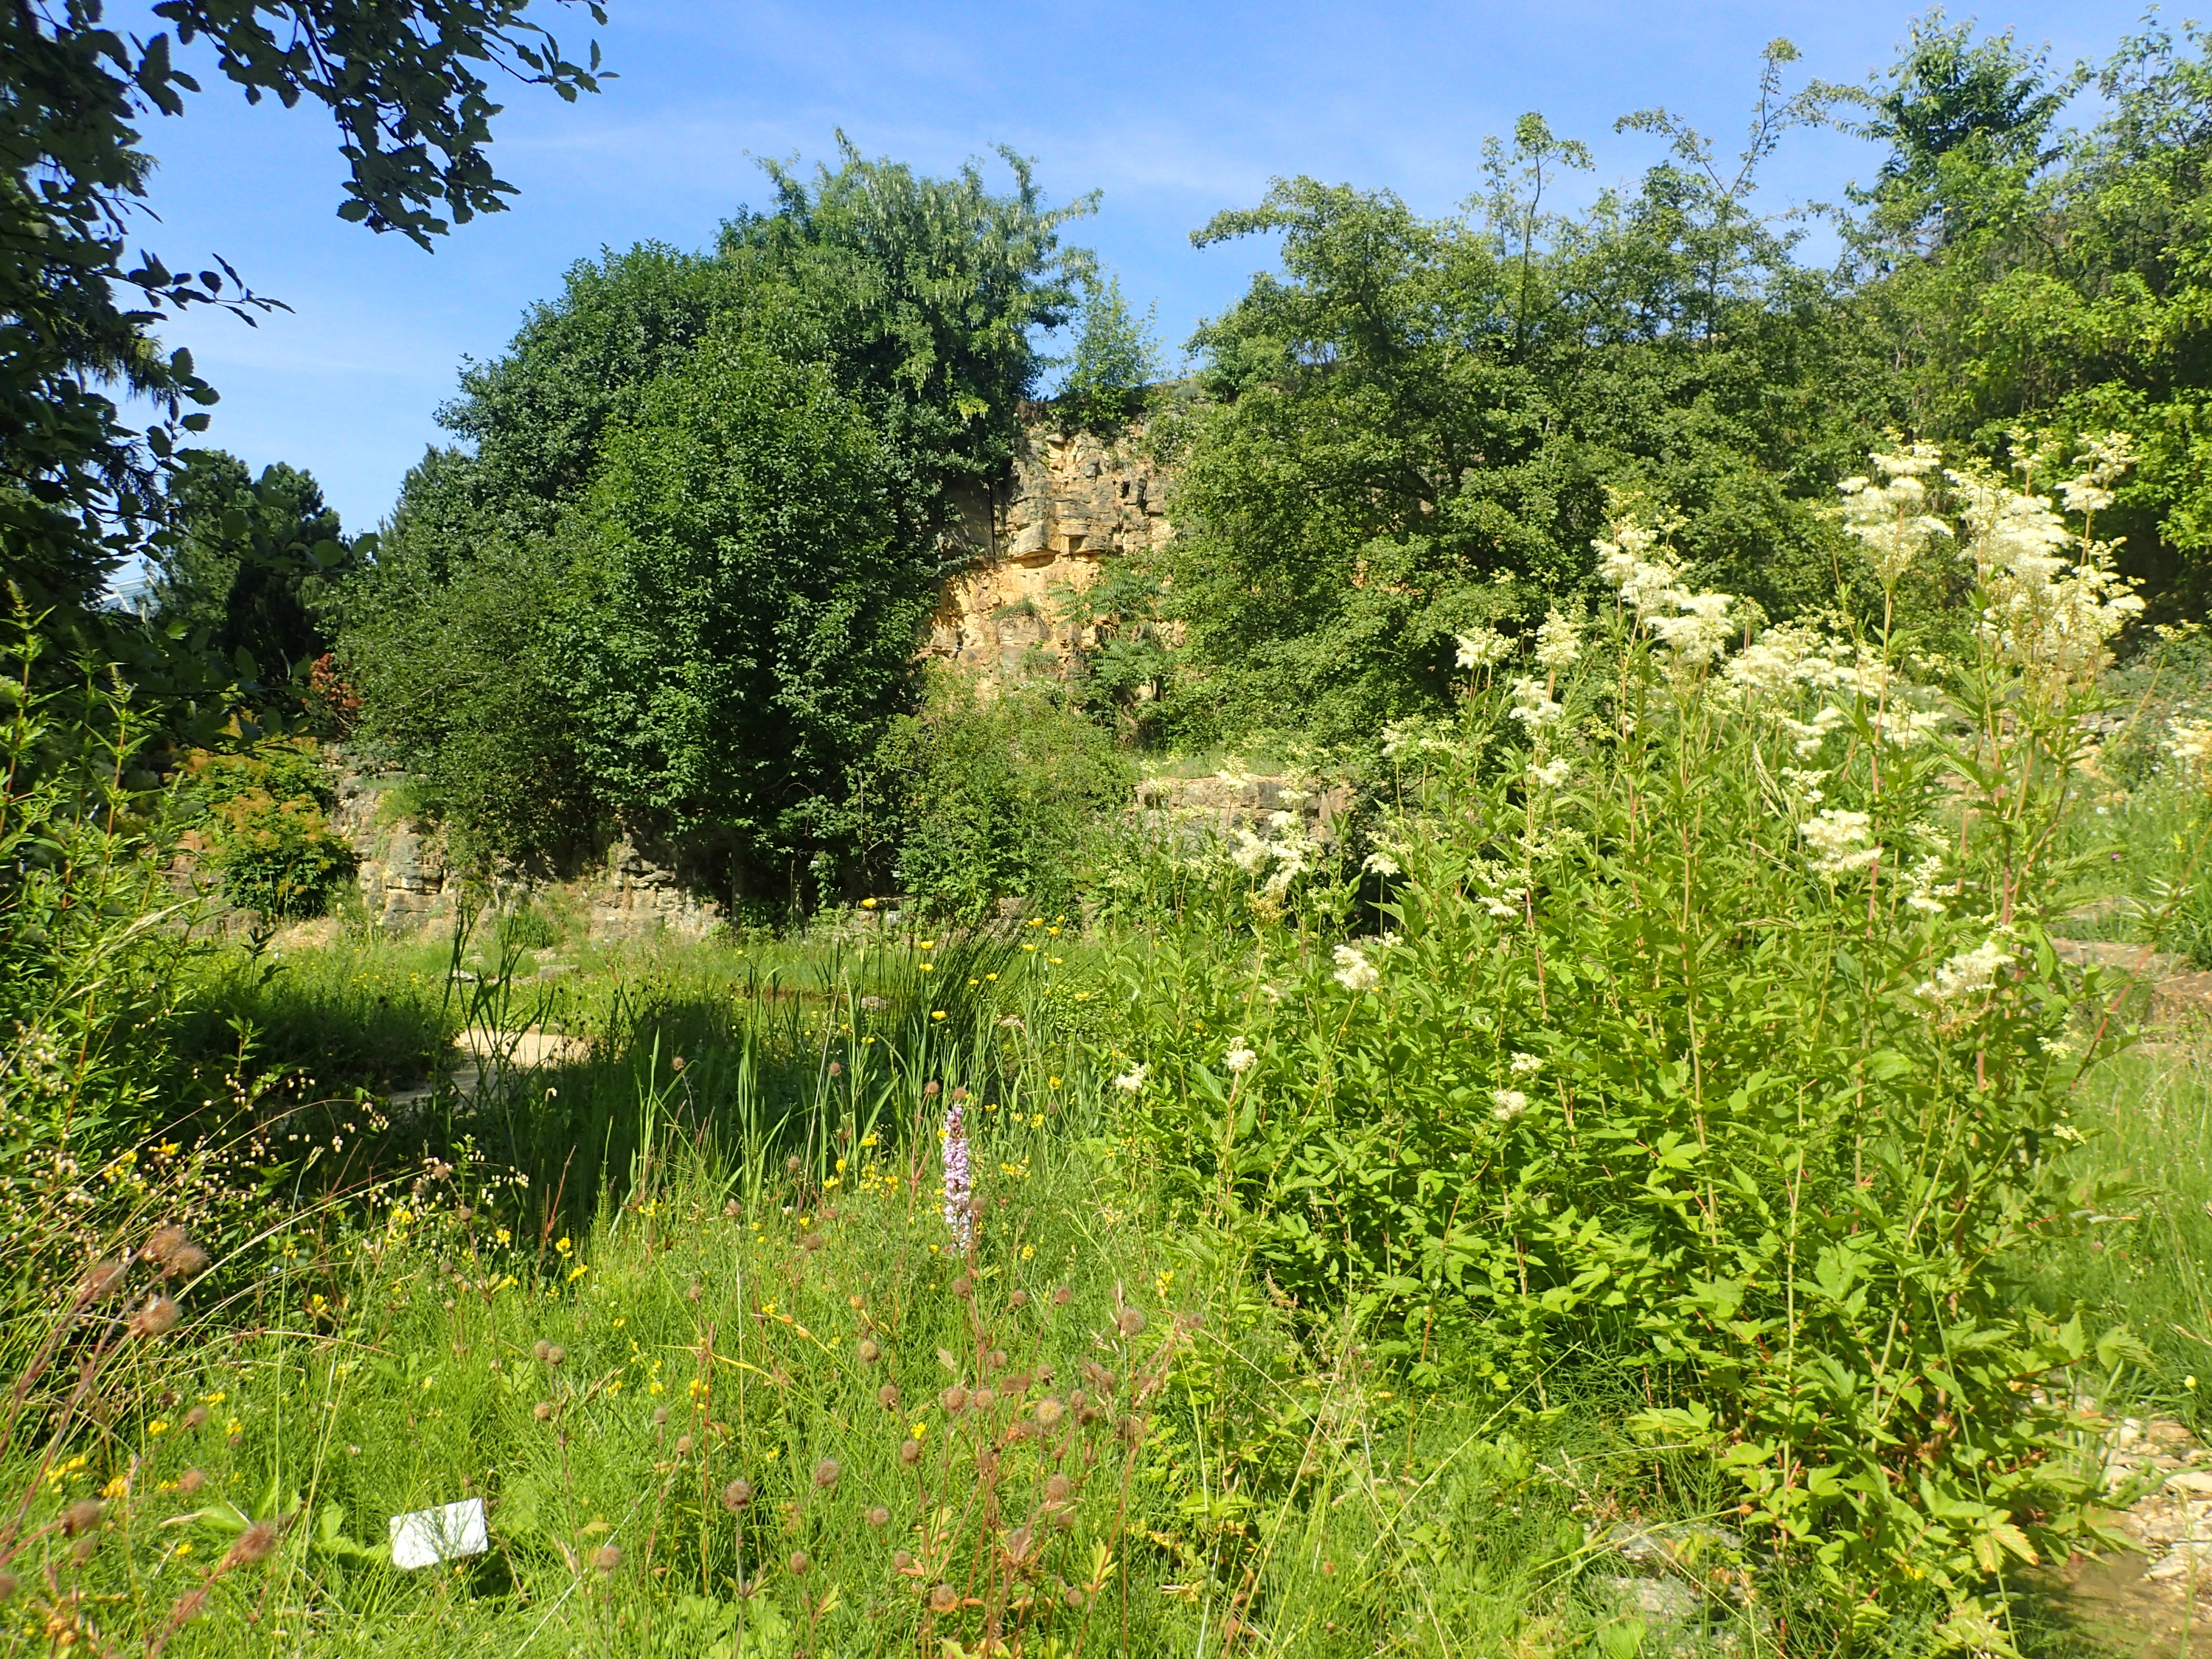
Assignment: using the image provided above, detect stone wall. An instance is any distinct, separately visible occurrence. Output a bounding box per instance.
[331,768,722,941]
[927,420,1172,694]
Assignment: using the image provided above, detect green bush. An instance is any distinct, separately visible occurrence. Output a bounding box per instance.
[877,678,1132,919]
[1112,459,2149,1632]
[201,788,356,921]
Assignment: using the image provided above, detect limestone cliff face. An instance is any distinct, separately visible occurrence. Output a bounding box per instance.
[928,420,1172,693]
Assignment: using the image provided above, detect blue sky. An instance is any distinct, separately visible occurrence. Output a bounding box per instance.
[120,0,2137,535]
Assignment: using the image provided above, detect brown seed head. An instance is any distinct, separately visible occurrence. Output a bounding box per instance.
[899,1438,921,1465]
[131,1296,181,1339]
[1045,1473,1074,1503]
[801,1233,824,1253]
[1051,1285,1072,1307]
[685,1279,702,1303]
[971,1387,996,1413]
[787,1550,810,1576]
[62,1498,102,1537]
[721,1478,753,1512]
[940,1385,967,1413]
[1116,1307,1147,1337]
[949,1276,972,1299]
[923,1080,940,1098]
[72,1534,97,1568]
[80,1259,126,1304]
[785,1155,803,1175]
[652,1407,669,1427]
[894,1548,914,1571]
[867,1505,890,1528]
[593,1543,622,1574]
[827,1061,842,1077]
[143,1224,189,1265]
[533,1339,552,1362]
[813,1457,841,1489]
[177,1469,204,1496]
[545,1345,566,1367]
[1065,1586,1086,1608]
[226,1520,279,1569]
[0,1573,15,1602]
[987,1349,1007,1371]
[675,1435,694,1456]
[162,1242,209,1281]
[930,1583,958,1613]
[858,1338,880,1364]
[181,1406,209,1433]
[877,1382,900,1409]
[1008,1290,1028,1309]
[1035,1398,1065,1429]
[532,1402,553,1422]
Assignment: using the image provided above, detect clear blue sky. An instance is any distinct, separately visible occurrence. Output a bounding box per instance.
[119,0,2137,535]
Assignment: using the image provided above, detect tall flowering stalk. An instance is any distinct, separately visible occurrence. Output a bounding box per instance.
[939,1102,973,1252]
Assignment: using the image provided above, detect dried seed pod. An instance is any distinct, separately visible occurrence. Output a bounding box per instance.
[1064,1585,1085,1608]
[970,1387,996,1413]
[785,1155,804,1175]
[675,1435,694,1456]
[61,1498,102,1537]
[813,1458,841,1489]
[130,1296,180,1339]
[225,1520,279,1569]
[161,1242,209,1281]
[923,1081,941,1099]
[0,1573,15,1601]
[801,1234,824,1253]
[877,1383,900,1410]
[533,1402,553,1422]
[1051,1285,1071,1307]
[653,1408,669,1427]
[1035,1398,1065,1430]
[1009,1290,1029,1308]
[593,1543,622,1574]
[723,1199,742,1219]
[987,1349,1007,1371]
[787,1550,810,1576]
[858,1338,881,1364]
[71,1534,97,1568]
[940,1385,968,1413]
[1068,1388,1086,1411]
[546,1345,566,1367]
[181,1406,208,1433]
[949,1276,972,1299]
[894,1549,914,1571]
[867,1506,890,1528]
[685,1279,703,1303]
[929,1583,958,1613]
[1116,1308,1147,1337]
[533,1339,552,1362]
[1044,1473,1074,1503]
[722,1479,753,1512]
[1054,1506,1077,1530]
[177,1469,204,1496]
[143,1224,188,1263]
[80,1260,126,1304]
[899,1438,922,1466]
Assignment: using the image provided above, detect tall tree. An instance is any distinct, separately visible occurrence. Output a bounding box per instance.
[0,0,607,638]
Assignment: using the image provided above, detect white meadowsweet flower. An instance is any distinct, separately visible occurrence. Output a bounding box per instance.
[1534,608,1582,669]
[1508,677,1565,728]
[1837,443,1952,585]
[1509,1051,1543,1076]
[1455,627,1512,670]
[1490,1089,1528,1121]
[1112,1064,1150,1093]
[1903,854,1949,916]
[1331,944,1381,992]
[1801,809,1880,876]
[1527,757,1572,788]
[1481,896,1517,919]
[1224,1041,1256,1074]
[1919,939,2012,1002]
[1363,849,1403,877]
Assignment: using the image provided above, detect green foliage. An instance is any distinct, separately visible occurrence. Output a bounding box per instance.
[152,450,359,683]
[0,0,602,636]
[180,737,354,922]
[1152,55,1895,745]
[346,145,1097,883]
[1057,271,1160,433]
[876,678,1133,919]
[1111,473,2146,1628]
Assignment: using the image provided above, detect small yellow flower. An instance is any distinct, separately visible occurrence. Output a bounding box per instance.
[554,1237,573,1256]
[1022,943,1037,953]
[224,1418,242,1437]
[102,1475,129,1499]
[932,1011,947,1021]
[919,940,936,950]
[568,1265,590,1283]
[1021,1245,1035,1260]
[860,1133,878,1148]
[911,1422,928,1440]
[649,1380,665,1396]
[918,963,933,973]
[495,1228,512,1246]
[1048,1077,1062,1088]
[148,1419,170,1437]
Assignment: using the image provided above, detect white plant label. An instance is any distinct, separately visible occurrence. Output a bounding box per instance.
[389,1498,489,1570]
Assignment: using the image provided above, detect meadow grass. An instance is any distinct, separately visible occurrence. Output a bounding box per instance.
[0,931,1770,1658]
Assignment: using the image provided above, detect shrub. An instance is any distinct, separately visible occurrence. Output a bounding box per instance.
[1113,442,2151,1631]
[876,678,1132,919]
[198,788,355,922]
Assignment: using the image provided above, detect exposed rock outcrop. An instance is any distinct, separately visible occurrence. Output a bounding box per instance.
[928,420,1172,694]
